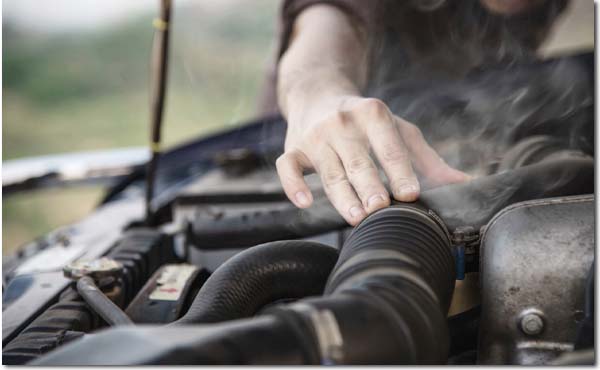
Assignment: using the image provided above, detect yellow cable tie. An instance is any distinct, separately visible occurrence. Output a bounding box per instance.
[150,142,161,153]
[152,18,168,31]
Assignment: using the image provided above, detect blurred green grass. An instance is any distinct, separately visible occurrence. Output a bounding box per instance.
[3,1,279,254]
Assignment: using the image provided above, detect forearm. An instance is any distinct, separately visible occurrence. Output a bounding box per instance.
[274,3,471,226]
[277,4,368,119]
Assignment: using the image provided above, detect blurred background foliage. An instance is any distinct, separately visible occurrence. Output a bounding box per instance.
[3,0,279,253]
[1,0,593,255]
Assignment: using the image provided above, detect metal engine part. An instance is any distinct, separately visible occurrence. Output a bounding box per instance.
[478,195,594,365]
[2,228,177,364]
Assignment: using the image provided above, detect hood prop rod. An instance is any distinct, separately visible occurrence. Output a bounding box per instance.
[145,0,172,225]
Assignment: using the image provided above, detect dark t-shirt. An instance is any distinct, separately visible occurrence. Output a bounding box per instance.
[257,0,569,115]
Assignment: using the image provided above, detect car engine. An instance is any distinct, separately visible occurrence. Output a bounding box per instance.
[2,52,594,365]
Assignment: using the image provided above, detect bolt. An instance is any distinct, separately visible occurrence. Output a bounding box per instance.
[452,226,476,244]
[520,313,544,336]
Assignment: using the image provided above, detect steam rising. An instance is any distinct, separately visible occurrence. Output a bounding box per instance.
[378,54,593,227]
[268,1,593,229]
[272,54,594,230]
[378,56,593,176]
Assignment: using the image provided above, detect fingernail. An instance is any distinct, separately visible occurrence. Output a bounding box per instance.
[349,206,364,219]
[399,184,419,199]
[367,194,386,209]
[295,191,310,207]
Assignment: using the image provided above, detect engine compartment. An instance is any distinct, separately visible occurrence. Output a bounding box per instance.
[2,52,595,365]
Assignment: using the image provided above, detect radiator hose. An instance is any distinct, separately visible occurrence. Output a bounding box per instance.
[178,204,455,362]
[278,203,455,364]
[174,240,339,324]
[34,204,455,365]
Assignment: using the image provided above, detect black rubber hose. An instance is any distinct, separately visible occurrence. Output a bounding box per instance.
[188,197,348,250]
[180,205,454,362]
[295,204,456,364]
[33,205,454,365]
[173,240,339,324]
[76,277,133,326]
[32,315,320,365]
[257,204,455,364]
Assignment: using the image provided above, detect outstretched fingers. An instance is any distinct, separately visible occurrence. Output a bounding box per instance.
[396,118,472,188]
[361,101,420,202]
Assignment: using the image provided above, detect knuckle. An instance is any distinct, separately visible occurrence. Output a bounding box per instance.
[322,167,348,187]
[334,110,350,123]
[381,143,409,163]
[358,98,389,118]
[404,123,424,141]
[346,156,374,175]
[307,144,329,162]
[327,111,352,129]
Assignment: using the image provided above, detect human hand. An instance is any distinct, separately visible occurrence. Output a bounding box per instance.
[276,96,471,225]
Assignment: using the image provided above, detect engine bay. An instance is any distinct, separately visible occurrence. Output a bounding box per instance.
[2,52,595,365]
